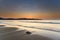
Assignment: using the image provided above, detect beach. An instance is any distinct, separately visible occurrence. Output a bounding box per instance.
[0,27,52,40]
[0,20,60,40]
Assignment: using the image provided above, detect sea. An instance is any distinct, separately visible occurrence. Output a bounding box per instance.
[0,20,60,40]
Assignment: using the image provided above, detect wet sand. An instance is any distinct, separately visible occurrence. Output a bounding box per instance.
[0,27,52,40]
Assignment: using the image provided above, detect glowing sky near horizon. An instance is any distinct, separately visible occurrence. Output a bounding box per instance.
[0,0,60,19]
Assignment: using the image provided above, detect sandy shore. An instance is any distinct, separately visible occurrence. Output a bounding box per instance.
[0,27,52,40]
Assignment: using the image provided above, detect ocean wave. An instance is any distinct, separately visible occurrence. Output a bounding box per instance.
[18,25,60,32]
[18,21,60,24]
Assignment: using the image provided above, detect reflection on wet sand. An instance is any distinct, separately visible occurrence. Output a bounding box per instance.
[0,27,52,40]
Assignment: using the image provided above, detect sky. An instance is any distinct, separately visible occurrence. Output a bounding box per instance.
[0,0,60,19]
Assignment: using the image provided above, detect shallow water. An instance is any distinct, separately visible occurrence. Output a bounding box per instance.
[0,20,60,40]
[0,20,60,32]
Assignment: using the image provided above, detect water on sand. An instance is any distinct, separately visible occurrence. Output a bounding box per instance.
[0,20,60,40]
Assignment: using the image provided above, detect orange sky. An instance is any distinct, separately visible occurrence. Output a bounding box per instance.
[0,0,60,19]
[0,11,60,19]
